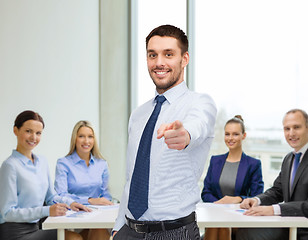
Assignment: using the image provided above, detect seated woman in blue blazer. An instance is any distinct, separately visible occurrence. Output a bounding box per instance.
[201,115,264,240]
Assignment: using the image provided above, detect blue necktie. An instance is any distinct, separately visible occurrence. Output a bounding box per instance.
[291,152,302,188]
[128,95,166,219]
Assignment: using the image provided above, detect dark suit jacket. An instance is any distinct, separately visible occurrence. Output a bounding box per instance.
[201,152,264,202]
[258,149,308,216]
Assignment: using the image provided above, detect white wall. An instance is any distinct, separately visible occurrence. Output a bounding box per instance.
[0,0,100,181]
[100,0,129,200]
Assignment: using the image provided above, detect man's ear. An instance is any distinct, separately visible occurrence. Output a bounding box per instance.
[182,52,189,68]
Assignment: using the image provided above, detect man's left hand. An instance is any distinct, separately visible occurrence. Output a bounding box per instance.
[157,120,190,150]
[243,206,274,216]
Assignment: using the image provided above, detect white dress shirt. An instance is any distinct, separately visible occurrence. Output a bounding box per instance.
[113,81,217,231]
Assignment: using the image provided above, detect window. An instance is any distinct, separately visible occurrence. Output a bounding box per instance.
[136,0,308,189]
[136,0,186,107]
[270,156,284,171]
[195,0,307,187]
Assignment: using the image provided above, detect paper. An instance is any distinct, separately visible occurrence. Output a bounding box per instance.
[87,204,120,210]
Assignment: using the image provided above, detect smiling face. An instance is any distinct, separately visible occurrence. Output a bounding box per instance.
[224,122,246,151]
[14,120,43,156]
[283,111,308,151]
[146,36,189,94]
[75,126,94,158]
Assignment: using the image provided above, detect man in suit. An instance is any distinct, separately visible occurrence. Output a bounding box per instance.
[236,109,308,240]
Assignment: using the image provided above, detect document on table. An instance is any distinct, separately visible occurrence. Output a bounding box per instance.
[197,202,240,209]
[87,204,120,210]
[56,204,120,218]
[66,210,92,218]
[197,202,246,214]
[232,209,247,215]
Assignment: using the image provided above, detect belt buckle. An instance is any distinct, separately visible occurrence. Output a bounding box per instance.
[134,223,146,233]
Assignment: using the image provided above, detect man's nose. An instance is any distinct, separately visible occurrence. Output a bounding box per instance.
[156,55,165,66]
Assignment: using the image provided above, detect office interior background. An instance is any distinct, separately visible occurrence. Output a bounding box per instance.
[1,0,308,200]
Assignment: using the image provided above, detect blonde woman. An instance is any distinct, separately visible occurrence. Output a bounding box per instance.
[55,120,112,240]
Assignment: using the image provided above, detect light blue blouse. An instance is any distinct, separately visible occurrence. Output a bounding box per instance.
[0,150,74,224]
[54,151,112,205]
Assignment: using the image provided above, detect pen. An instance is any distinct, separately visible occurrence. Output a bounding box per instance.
[53,200,71,210]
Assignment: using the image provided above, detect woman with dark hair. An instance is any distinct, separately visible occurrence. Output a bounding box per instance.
[201,115,264,240]
[0,110,89,240]
[55,120,112,240]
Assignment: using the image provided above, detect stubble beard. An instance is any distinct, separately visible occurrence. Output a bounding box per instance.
[150,69,182,93]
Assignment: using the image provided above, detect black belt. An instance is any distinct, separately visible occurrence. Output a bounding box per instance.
[126,212,196,233]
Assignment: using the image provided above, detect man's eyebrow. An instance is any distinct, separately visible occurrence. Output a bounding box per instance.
[164,49,174,52]
[147,49,175,53]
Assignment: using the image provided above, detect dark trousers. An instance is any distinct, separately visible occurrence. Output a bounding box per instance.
[0,222,57,240]
[114,221,200,240]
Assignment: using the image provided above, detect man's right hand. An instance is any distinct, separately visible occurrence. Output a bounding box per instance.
[240,198,258,209]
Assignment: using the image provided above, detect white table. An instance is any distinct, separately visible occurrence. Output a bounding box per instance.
[43,203,308,240]
[196,203,308,240]
[43,205,118,240]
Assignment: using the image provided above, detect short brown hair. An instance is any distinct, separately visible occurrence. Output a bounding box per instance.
[14,110,45,129]
[284,109,308,127]
[146,24,188,55]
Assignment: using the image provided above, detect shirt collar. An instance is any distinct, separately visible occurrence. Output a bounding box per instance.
[154,81,188,105]
[12,149,39,165]
[71,151,95,165]
[294,142,308,157]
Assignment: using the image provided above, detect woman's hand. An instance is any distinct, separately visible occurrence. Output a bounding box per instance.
[49,203,69,216]
[70,202,91,212]
[214,196,242,204]
[88,197,113,205]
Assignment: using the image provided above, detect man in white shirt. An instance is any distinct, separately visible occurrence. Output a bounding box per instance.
[112,25,216,240]
[237,109,308,240]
